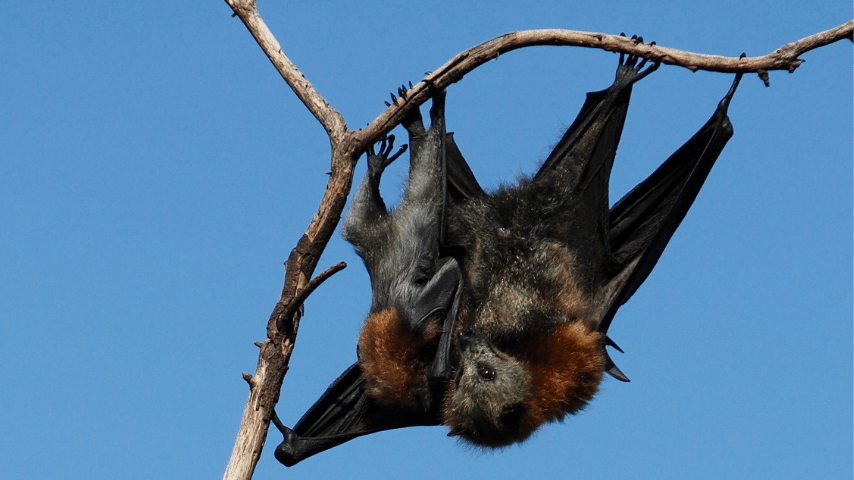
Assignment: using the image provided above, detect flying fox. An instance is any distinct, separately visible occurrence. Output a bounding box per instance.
[273,49,743,465]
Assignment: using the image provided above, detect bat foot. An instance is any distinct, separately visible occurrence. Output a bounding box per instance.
[615,36,660,86]
[395,81,415,100]
[366,134,407,176]
[428,89,447,129]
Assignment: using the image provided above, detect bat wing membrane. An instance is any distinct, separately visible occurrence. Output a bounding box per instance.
[599,73,743,334]
[274,363,441,466]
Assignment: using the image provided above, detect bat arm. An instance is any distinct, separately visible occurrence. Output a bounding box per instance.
[402,257,462,337]
[272,363,443,466]
[342,172,389,248]
[427,259,463,381]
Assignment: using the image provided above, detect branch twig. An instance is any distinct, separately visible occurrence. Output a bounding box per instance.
[225,0,346,137]
[279,262,347,331]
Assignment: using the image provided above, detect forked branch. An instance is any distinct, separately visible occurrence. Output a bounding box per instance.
[220,2,852,478]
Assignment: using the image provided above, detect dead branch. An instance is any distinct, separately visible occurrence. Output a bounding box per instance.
[358,20,853,145]
[220,1,852,477]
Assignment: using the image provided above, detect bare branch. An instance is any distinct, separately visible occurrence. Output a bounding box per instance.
[279,262,348,329]
[358,20,854,145]
[225,0,347,137]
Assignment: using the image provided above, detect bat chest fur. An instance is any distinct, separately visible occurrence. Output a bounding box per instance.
[462,237,592,346]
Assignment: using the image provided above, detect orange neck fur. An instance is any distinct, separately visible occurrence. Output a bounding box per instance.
[358,309,438,408]
[520,322,604,432]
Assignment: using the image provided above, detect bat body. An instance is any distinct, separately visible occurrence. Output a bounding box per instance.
[441,56,743,447]
[274,52,742,465]
[342,91,464,412]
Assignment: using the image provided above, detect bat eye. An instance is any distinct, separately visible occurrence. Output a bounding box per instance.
[477,364,495,381]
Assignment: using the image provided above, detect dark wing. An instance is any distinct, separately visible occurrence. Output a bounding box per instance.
[399,93,463,381]
[596,73,743,380]
[531,54,659,292]
[273,363,442,467]
[446,133,486,202]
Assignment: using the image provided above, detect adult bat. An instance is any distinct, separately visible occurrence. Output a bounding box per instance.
[441,56,743,446]
[342,90,462,412]
[272,90,466,467]
[274,51,742,465]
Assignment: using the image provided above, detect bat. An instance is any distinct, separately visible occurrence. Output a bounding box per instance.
[441,54,743,446]
[342,89,463,412]
[273,90,465,467]
[273,50,743,465]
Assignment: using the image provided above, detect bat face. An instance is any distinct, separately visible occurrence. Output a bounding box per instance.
[443,324,604,447]
[437,222,606,448]
[273,52,743,466]
[444,328,533,447]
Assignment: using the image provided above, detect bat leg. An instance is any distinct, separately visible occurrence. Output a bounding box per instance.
[400,89,426,136]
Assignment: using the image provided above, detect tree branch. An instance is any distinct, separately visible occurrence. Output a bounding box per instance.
[220,3,852,477]
[278,262,347,331]
[221,5,360,479]
[357,20,854,145]
[224,0,347,137]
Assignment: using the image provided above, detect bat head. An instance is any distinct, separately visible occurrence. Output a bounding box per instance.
[443,328,534,447]
[443,322,605,447]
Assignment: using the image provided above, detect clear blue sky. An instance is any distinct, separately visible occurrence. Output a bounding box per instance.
[2,2,851,479]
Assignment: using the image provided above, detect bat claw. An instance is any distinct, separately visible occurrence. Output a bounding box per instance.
[367,134,407,175]
[615,36,660,86]
[605,335,624,353]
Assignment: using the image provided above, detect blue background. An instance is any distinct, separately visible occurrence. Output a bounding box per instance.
[2,2,851,479]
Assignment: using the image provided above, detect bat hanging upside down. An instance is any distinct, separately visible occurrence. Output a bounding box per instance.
[272,48,743,466]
